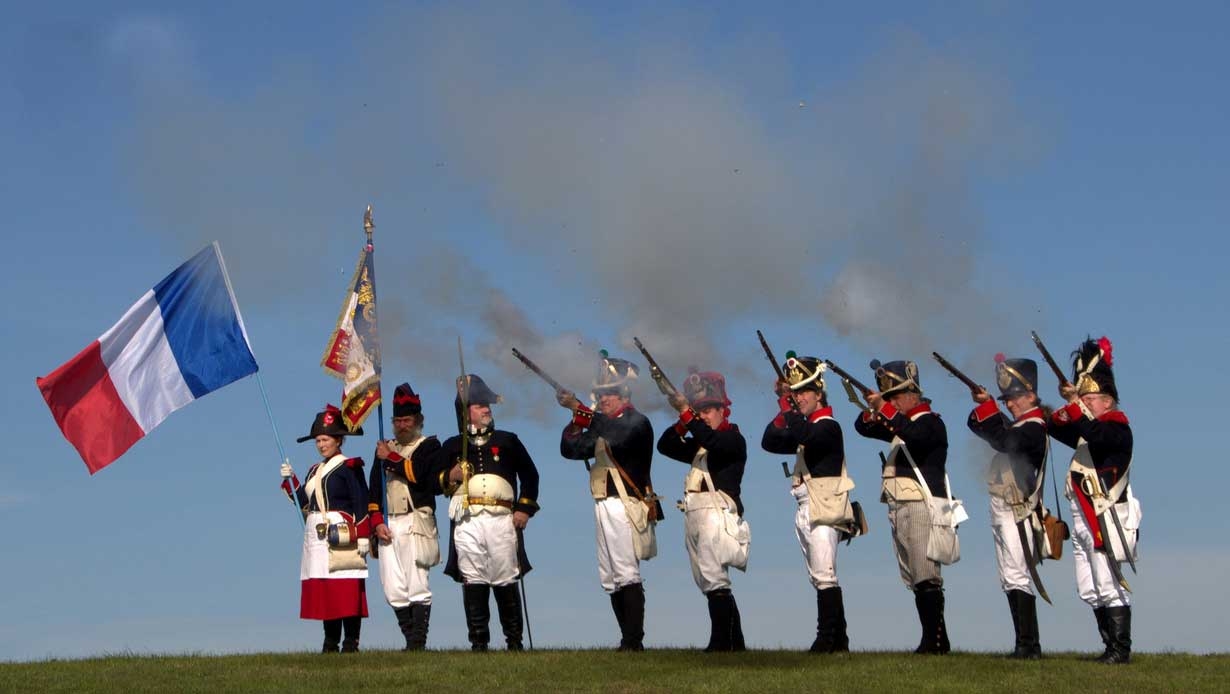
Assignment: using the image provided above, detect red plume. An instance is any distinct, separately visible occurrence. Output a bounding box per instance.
[993,352,1006,364]
[1098,336,1114,366]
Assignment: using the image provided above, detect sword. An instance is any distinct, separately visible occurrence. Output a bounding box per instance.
[1105,503,1138,575]
[1096,514,1132,592]
[1014,519,1052,605]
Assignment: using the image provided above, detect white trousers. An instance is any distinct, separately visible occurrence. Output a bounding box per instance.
[454,509,519,587]
[684,494,740,593]
[1070,499,1131,608]
[378,513,432,607]
[594,497,642,593]
[792,484,840,589]
[989,496,1034,594]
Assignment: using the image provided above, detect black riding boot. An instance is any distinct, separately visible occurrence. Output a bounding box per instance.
[913,581,950,655]
[1093,606,1111,660]
[493,583,525,651]
[463,583,491,652]
[322,619,342,653]
[811,587,849,653]
[406,603,431,651]
[610,588,628,649]
[395,606,415,650]
[618,583,646,651]
[1097,606,1131,664]
[1016,592,1041,659]
[704,589,741,652]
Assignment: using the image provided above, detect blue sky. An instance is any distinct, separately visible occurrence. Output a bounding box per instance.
[3,1,1227,660]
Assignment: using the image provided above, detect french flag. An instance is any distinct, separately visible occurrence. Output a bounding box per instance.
[37,243,259,474]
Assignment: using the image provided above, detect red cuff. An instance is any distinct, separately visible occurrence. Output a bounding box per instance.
[369,508,385,528]
[973,399,1000,423]
[878,402,899,419]
[571,404,594,428]
[385,450,404,464]
[280,475,300,498]
[778,394,793,413]
[860,410,875,423]
[772,413,787,428]
[1053,402,1081,425]
[674,408,695,435]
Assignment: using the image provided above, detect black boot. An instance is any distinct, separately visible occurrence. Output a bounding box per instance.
[1092,606,1111,660]
[1097,606,1131,664]
[1006,591,1026,658]
[618,583,646,651]
[610,588,628,649]
[493,583,525,651]
[1016,592,1041,659]
[729,593,746,652]
[395,606,415,650]
[913,581,950,655]
[704,589,740,652]
[322,619,342,654]
[406,603,431,651]
[463,583,491,652]
[341,616,362,653]
[812,587,849,653]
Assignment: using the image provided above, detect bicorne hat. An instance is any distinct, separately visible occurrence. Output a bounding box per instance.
[298,404,363,443]
[455,373,501,408]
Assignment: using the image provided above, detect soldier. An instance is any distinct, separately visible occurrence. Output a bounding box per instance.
[368,383,443,650]
[657,368,749,652]
[558,352,658,651]
[760,354,854,653]
[853,359,953,654]
[438,374,540,651]
[280,405,371,653]
[966,356,1047,659]
[1049,337,1138,664]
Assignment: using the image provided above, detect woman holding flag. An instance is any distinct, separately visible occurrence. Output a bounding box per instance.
[281,405,373,653]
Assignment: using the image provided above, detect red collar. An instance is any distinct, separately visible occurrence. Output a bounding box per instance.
[607,403,634,419]
[905,402,933,417]
[808,406,834,422]
[1016,407,1044,422]
[1099,410,1130,425]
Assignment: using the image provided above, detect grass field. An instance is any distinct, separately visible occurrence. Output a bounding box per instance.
[3,650,1228,693]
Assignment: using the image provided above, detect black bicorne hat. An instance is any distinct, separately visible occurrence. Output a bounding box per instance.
[592,350,639,397]
[994,354,1037,401]
[455,373,501,408]
[783,352,825,393]
[870,359,921,397]
[298,404,363,443]
[1072,336,1118,401]
[392,383,422,418]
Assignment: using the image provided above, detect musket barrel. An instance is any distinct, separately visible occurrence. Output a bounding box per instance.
[931,351,982,393]
[823,359,872,395]
[511,347,565,392]
[1030,331,1071,385]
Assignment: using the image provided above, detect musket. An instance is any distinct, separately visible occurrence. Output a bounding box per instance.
[931,351,984,394]
[1030,331,1071,387]
[456,337,472,508]
[823,359,874,397]
[633,337,679,398]
[511,347,566,392]
[756,330,798,410]
[510,347,591,471]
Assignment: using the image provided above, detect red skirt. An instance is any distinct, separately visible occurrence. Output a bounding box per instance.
[300,578,368,620]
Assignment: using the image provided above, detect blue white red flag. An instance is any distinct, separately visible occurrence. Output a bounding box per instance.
[37,243,259,474]
[319,244,381,431]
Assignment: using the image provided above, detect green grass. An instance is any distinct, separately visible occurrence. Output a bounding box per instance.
[3,650,1228,693]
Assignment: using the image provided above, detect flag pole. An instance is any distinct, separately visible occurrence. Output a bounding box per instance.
[365,206,389,523]
[213,242,304,527]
